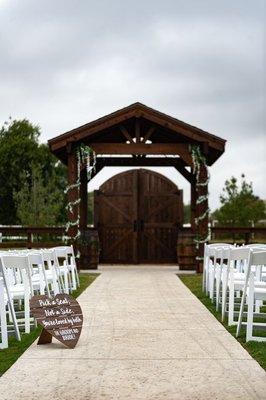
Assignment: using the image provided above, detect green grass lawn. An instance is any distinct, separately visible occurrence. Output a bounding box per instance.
[179,274,266,370]
[0,273,99,376]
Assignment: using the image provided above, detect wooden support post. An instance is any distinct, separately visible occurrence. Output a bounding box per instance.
[190,174,197,231]
[190,174,198,272]
[67,147,78,240]
[196,164,209,273]
[80,168,88,230]
[78,167,88,269]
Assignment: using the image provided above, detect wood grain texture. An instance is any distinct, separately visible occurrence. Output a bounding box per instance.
[30,294,83,349]
[95,169,183,264]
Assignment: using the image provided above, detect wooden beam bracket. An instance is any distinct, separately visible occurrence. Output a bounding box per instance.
[119,125,133,143]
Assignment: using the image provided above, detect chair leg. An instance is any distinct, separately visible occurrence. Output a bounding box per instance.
[5,294,21,341]
[52,268,60,295]
[216,267,222,311]
[75,267,80,287]
[71,251,80,287]
[255,299,262,314]
[41,266,50,297]
[63,267,69,294]
[221,269,228,322]
[202,268,205,292]
[71,267,77,291]
[246,273,255,342]
[24,293,30,334]
[0,308,8,349]
[204,263,208,294]
[228,279,235,326]
[202,259,207,292]
[0,281,8,349]
[209,268,214,301]
[22,270,31,334]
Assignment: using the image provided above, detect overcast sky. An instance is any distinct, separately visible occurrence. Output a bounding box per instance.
[0,0,265,209]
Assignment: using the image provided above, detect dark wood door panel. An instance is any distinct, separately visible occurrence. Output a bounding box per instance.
[100,228,134,262]
[140,228,177,263]
[99,195,134,223]
[95,170,138,263]
[95,169,183,264]
[138,169,180,263]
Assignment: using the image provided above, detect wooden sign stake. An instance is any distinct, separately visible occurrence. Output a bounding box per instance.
[37,328,53,345]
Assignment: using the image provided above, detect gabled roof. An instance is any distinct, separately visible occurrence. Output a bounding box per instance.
[48,102,226,165]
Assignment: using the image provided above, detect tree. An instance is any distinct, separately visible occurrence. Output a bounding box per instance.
[14,164,65,226]
[213,174,265,226]
[0,118,40,223]
[0,118,67,225]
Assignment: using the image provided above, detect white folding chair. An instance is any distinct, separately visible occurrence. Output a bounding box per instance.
[41,249,61,295]
[53,246,79,291]
[215,246,233,311]
[53,248,70,294]
[202,243,210,293]
[27,253,50,296]
[67,245,80,289]
[0,255,31,334]
[237,250,266,341]
[246,244,266,283]
[221,247,250,325]
[0,277,8,349]
[246,244,266,249]
[204,243,231,299]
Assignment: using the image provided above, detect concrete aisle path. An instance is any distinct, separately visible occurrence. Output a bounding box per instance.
[0,267,266,400]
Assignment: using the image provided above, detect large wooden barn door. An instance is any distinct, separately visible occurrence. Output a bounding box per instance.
[138,169,182,263]
[94,170,138,263]
[95,169,183,264]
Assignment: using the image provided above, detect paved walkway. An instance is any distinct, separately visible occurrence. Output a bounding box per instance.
[0,267,266,400]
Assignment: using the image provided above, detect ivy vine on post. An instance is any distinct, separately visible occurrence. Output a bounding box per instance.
[190,145,211,261]
[64,144,96,257]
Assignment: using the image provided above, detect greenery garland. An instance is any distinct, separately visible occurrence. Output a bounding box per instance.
[190,145,211,259]
[63,144,96,244]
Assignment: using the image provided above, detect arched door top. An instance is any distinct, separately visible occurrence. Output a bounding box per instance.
[100,168,180,193]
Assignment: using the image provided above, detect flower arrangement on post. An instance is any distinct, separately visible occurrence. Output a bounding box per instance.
[64,144,96,256]
[190,145,211,261]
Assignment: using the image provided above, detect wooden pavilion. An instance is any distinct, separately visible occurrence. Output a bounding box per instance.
[48,102,226,271]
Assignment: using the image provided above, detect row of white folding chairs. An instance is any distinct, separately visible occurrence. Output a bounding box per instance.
[0,246,80,349]
[52,246,80,293]
[203,243,266,342]
[0,254,33,349]
[3,245,79,294]
[0,245,80,349]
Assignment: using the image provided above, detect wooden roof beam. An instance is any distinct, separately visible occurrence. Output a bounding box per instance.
[96,156,189,167]
[89,143,192,165]
[48,103,226,164]
[135,119,140,143]
[95,157,192,182]
[119,125,133,143]
[142,126,156,143]
[174,165,192,183]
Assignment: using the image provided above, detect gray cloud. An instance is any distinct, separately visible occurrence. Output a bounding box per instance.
[0,0,265,209]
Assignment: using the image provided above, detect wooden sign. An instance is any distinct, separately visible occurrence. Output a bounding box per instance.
[30,294,83,348]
